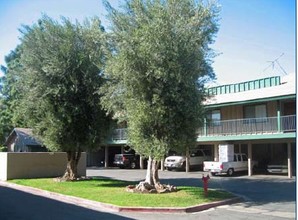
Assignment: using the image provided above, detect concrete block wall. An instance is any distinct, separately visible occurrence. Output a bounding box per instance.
[0,152,86,180]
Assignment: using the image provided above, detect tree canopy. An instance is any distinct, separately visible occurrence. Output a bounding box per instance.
[0,46,25,144]
[102,0,219,157]
[0,0,220,184]
[15,15,111,179]
[101,0,219,185]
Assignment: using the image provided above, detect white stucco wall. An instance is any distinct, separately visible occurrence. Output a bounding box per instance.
[0,153,8,181]
[0,152,86,180]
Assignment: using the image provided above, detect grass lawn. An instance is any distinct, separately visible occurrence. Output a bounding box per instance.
[10,178,234,207]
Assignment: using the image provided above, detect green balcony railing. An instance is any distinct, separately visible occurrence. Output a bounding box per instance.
[110,128,128,141]
[110,115,296,141]
[197,115,296,137]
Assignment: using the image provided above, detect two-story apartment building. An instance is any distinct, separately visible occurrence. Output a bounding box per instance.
[92,74,296,177]
[197,74,296,177]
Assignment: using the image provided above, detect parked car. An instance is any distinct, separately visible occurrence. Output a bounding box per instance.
[164,149,212,171]
[267,161,288,174]
[113,154,138,169]
[203,153,258,176]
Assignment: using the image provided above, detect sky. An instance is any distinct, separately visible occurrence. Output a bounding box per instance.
[0,0,296,84]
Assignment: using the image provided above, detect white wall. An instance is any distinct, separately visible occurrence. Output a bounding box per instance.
[0,153,7,181]
[0,152,86,180]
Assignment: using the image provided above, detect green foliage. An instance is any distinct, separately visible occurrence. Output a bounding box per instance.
[0,145,7,152]
[101,0,219,160]
[0,46,25,143]
[0,97,12,144]
[16,15,111,152]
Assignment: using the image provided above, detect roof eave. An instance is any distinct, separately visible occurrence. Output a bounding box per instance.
[204,94,296,109]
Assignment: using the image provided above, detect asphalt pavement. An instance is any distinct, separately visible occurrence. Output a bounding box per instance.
[0,185,132,220]
[0,168,295,220]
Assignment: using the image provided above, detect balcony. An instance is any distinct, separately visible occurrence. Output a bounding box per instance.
[110,128,128,142]
[109,115,296,143]
[197,115,296,137]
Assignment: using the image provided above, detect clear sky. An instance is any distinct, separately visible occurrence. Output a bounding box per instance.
[0,0,295,84]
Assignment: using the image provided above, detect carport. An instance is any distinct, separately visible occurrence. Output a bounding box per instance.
[211,140,295,178]
[102,145,146,169]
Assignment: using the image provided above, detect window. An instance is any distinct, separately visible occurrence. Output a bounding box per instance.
[244,104,267,122]
[242,155,248,161]
[255,105,267,118]
[237,155,241,161]
[207,110,221,125]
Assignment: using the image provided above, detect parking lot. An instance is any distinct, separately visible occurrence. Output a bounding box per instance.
[87,168,296,219]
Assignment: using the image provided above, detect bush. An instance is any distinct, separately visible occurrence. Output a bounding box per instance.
[0,145,7,152]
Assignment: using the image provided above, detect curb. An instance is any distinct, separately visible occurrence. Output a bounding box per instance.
[0,181,243,213]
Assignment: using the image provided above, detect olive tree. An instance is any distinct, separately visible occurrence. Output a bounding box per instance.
[101,0,219,189]
[18,15,111,180]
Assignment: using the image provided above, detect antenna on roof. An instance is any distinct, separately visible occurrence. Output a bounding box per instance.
[263,53,288,76]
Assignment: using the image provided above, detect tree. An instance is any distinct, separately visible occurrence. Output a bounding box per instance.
[17,15,111,180]
[101,0,219,190]
[0,46,25,143]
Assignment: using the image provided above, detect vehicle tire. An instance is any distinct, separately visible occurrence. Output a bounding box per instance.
[200,163,204,171]
[130,162,136,169]
[211,172,216,176]
[227,168,234,176]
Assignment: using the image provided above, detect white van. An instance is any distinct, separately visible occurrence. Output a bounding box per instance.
[164,149,212,171]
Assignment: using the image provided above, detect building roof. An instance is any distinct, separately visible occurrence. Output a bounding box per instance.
[204,74,296,108]
[4,128,42,146]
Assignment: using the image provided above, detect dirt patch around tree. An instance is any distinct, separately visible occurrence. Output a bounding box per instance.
[126,181,178,194]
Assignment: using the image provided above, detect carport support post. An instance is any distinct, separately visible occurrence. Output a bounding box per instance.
[140,156,144,169]
[160,159,164,171]
[203,118,207,136]
[104,145,109,168]
[277,110,281,132]
[214,144,219,162]
[248,143,252,176]
[185,146,190,173]
[287,142,292,178]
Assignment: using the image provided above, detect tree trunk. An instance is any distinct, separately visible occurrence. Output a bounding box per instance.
[135,157,177,193]
[144,157,161,188]
[145,156,153,185]
[152,159,160,187]
[62,149,82,181]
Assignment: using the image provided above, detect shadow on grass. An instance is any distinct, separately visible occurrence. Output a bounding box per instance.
[84,176,232,200]
[179,186,233,202]
[80,176,138,188]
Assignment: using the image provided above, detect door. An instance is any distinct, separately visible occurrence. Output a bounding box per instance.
[283,101,296,116]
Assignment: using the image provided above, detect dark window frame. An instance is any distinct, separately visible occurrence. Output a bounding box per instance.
[207,109,221,126]
[243,103,268,123]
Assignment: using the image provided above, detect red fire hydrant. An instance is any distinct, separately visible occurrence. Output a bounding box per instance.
[202,174,210,196]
